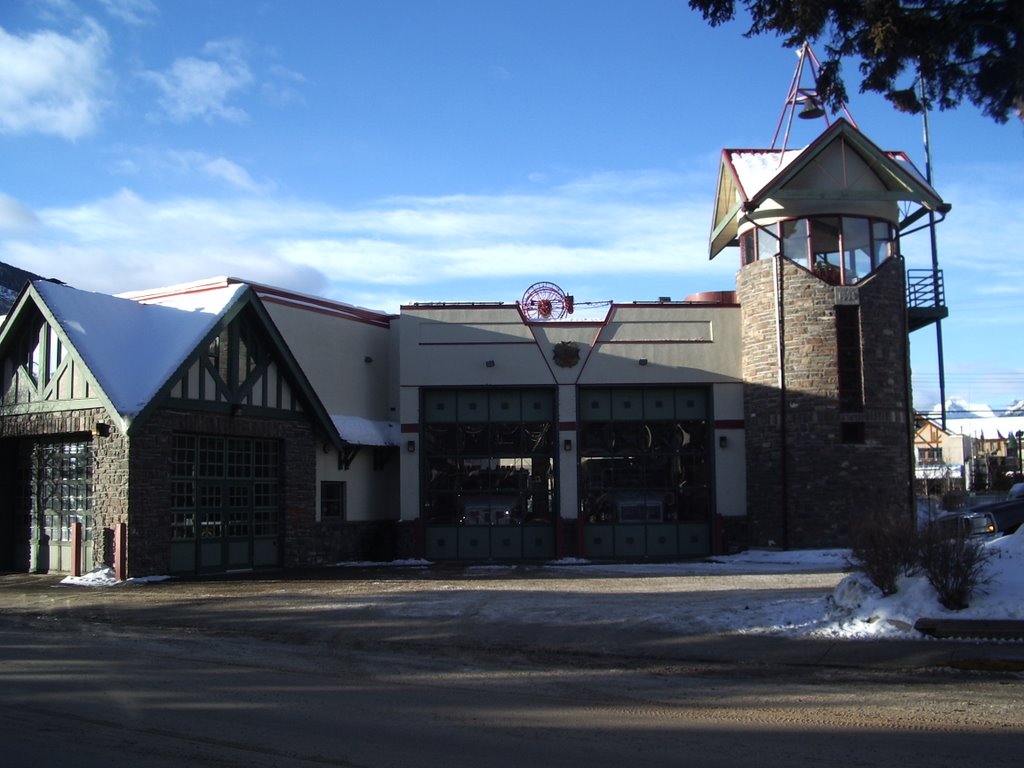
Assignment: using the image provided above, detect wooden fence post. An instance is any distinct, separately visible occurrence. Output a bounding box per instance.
[114,523,127,581]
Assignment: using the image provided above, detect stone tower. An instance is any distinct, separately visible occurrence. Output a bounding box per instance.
[709,119,949,548]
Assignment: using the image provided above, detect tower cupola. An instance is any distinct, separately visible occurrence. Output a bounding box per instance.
[708,119,948,286]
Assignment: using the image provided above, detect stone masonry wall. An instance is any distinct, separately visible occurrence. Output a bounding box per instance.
[738,256,913,549]
[129,409,318,576]
[737,259,786,547]
[0,407,130,572]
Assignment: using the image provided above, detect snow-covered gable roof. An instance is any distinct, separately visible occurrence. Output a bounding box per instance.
[32,279,245,424]
[331,415,399,447]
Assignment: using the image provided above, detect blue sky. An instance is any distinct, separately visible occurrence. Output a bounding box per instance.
[1,0,1021,413]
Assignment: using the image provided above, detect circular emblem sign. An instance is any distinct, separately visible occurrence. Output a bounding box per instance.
[552,341,580,368]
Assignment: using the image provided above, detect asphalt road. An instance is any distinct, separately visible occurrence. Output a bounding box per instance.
[1,566,1022,767]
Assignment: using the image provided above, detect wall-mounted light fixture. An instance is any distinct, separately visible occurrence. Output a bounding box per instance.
[485,359,496,368]
[638,358,648,366]
[406,440,416,453]
[719,435,728,449]
[91,422,110,438]
[563,438,573,452]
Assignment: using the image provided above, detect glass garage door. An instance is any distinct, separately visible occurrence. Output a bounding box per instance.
[29,440,93,573]
[421,388,556,560]
[578,387,712,558]
[170,435,281,573]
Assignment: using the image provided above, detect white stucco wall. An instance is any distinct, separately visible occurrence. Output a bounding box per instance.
[315,444,400,522]
[264,300,394,419]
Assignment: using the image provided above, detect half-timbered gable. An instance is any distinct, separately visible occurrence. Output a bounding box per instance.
[0,288,101,412]
[166,306,305,415]
[147,296,324,429]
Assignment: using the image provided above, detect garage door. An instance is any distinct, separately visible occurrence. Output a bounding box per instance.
[170,435,281,573]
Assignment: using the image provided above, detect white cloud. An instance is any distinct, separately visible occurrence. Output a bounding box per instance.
[198,156,274,193]
[0,194,40,232]
[0,19,110,139]
[143,38,253,123]
[262,64,306,107]
[107,147,272,192]
[98,0,158,26]
[0,170,732,305]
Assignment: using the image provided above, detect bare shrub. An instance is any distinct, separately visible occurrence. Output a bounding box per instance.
[919,524,990,611]
[849,511,920,596]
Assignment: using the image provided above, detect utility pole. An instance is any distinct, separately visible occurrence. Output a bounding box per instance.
[921,78,947,430]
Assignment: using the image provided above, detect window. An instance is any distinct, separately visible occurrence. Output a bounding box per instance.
[841,422,866,445]
[321,481,346,519]
[841,217,872,284]
[835,306,864,414]
[918,447,943,464]
[780,219,809,265]
[170,434,280,539]
[17,318,45,385]
[836,306,865,445]
[740,231,757,265]
[810,217,842,284]
[756,225,778,260]
[770,216,895,285]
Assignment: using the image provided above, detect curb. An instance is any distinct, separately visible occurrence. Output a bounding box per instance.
[914,618,1024,641]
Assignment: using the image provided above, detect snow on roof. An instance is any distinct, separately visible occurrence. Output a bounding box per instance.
[121,276,393,328]
[726,149,802,200]
[35,280,244,420]
[331,414,398,447]
[945,415,1024,440]
[119,278,243,313]
[888,151,930,188]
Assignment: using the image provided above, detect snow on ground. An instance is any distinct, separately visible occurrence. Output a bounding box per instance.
[60,528,1024,642]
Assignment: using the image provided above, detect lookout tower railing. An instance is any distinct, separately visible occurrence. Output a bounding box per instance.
[906,269,948,332]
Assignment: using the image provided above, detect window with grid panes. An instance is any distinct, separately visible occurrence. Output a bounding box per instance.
[170,434,281,540]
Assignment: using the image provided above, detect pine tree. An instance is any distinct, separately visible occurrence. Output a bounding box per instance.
[688,0,1024,123]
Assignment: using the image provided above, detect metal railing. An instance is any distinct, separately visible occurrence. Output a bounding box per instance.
[907,269,945,309]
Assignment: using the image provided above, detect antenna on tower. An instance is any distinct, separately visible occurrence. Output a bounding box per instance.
[771,42,856,151]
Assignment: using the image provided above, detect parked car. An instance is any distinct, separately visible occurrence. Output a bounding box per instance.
[932,510,998,540]
[1007,482,1024,500]
[964,497,1024,535]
